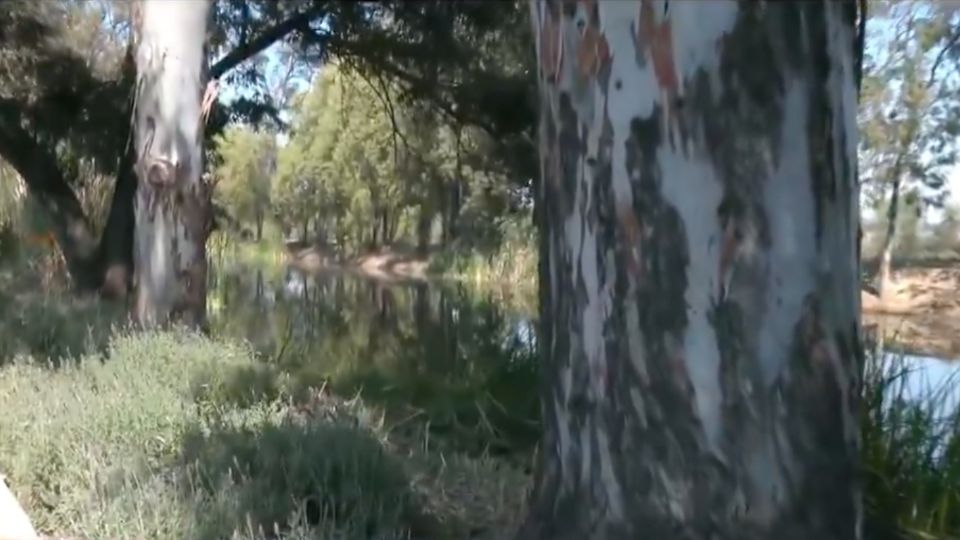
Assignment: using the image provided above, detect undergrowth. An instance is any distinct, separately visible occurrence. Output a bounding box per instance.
[0,331,528,539]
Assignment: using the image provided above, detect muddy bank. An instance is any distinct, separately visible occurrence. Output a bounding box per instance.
[283,244,433,284]
[861,265,960,360]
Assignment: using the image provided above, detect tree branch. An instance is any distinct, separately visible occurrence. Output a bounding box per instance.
[855,0,867,96]
[209,7,325,80]
[927,26,960,88]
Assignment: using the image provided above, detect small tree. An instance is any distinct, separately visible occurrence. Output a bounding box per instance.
[859,2,960,300]
[213,125,275,240]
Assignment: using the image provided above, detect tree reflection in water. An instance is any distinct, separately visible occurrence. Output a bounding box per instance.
[208,264,541,458]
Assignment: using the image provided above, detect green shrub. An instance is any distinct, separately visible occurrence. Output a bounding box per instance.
[0,331,425,539]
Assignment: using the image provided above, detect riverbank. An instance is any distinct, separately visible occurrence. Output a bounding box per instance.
[861,264,960,359]
[861,265,960,315]
[282,242,538,311]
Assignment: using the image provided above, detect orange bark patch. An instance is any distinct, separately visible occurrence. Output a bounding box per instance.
[574,0,611,78]
[577,28,612,78]
[635,1,688,151]
[539,6,563,83]
[638,0,679,94]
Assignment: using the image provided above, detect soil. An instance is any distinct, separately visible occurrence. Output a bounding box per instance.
[861,265,960,359]
[283,243,433,284]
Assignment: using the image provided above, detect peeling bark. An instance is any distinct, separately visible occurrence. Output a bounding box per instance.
[132,0,213,329]
[523,1,862,538]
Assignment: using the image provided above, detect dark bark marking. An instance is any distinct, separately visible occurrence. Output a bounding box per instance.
[776,293,859,539]
[557,92,583,218]
[802,4,840,248]
[527,2,862,539]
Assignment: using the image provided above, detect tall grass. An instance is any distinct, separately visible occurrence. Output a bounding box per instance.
[3,238,960,539]
[0,330,529,540]
[862,348,960,540]
[428,224,538,313]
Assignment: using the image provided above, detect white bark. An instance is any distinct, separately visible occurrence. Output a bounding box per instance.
[133,0,213,328]
[524,1,862,538]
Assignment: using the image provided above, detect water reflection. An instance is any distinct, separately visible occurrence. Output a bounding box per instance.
[876,353,960,419]
[866,316,960,420]
[207,263,541,456]
[205,258,960,458]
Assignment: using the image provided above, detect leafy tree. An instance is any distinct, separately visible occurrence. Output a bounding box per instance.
[859,1,960,299]
[273,62,527,256]
[212,125,276,240]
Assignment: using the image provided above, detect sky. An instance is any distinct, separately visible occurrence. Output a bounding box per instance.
[862,5,960,223]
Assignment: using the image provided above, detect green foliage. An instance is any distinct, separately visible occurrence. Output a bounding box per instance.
[271,62,534,265]
[860,2,960,217]
[429,215,538,307]
[212,124,276,238]
[0,253,122,364]
[0,330,530,539]
[862,350,960,539]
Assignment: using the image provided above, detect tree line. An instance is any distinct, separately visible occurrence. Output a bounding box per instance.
[212,63,531,258]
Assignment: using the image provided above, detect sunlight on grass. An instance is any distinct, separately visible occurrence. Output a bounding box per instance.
[0,330,529,539]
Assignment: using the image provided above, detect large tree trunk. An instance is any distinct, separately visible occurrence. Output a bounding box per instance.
[132,0,213,328]
[521,1,863,539]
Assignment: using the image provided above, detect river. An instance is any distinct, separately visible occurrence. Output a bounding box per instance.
[205,259,960,456]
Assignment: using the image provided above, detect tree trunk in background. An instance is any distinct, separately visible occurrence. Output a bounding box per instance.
[878,170,901,306]
[521,1,863,539]
[97,38,140,301]
[133,0,213,328]
[98,141,138,300]
[416,207,431,255]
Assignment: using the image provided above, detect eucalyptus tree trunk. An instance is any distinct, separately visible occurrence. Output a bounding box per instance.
[522,1,863,539]
[878,170,901,305]
[132,0,213,328]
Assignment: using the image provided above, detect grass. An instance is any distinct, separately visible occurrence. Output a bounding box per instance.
[0,253,124,364]
[4,240,960,539]
[0,330,529,539]
[862,348,960,540]
[428,240,538,315]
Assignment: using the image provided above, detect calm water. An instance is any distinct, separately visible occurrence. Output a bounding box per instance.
[206,262,541,456]
[205,260,960,454]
